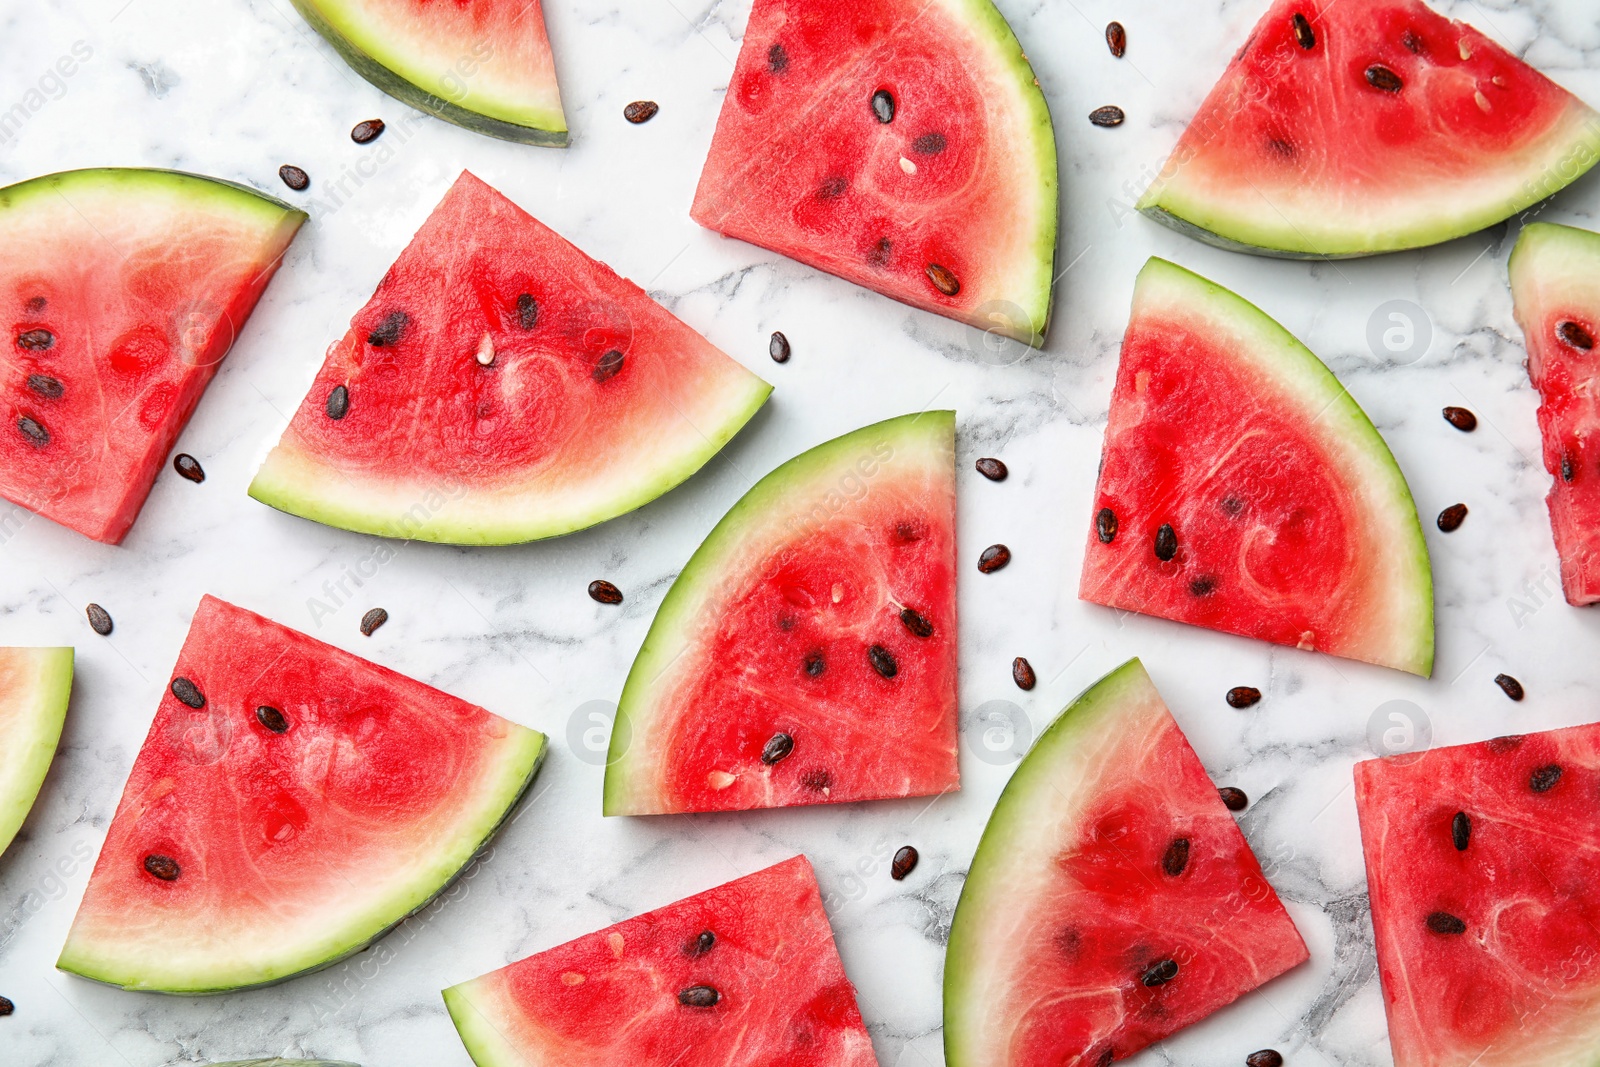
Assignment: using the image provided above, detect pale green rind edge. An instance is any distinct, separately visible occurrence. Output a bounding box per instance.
[287,0,568,147]
[56,730,547,993]
[444,981,526,1067]
[1510,220,1600,288]
[0,168,306,228]
[602,410,957,816]
[0,648,74,859]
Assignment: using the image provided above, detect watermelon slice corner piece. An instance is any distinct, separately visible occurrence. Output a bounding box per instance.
[604,411,958,816]
[0,646,73,859]
[443,854,879,1067]
[1139,0,1600,258]
[248,171,771,545]
[56,595,546,994]
[2,168,305,544]
[1508,221,1600,606]
[288,0,567,146]
[691,0,1058,345]
[1354,722,1600,1067]
[1079,257,1434,676]
[945,658,1309,1067]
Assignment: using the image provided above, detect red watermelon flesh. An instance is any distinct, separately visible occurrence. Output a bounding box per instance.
[1354,723,1600,1067]
[692,0,1058,344]
[443,855,879,1067]
[1,169,303,543]
[1079,258,1434,676]
[57,595,546,993]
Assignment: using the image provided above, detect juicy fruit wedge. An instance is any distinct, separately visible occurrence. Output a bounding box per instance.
[443,855,878,1067]
[1354,723,1600,1067]
[1139,0,1600,257]
[1509,222,1600,605]
[288,0,565,145]
[1079,258,1434,676]
[604,412,958,815]
[57,596,546,993]
[250,172,770,544]
[1,168,304,543]
[0,647,73,858]
[945,659,1308,1067]
[692,0,1057,344]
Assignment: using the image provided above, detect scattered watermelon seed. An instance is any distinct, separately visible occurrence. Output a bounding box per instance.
[144,853,181,881]
[769,331,791,363]
[593,349,626,382]
[1451,811,1470,851]
[891,845,919,880]
[801,768,831,792]
[278,165,309,191]
[26,374,62,398]
[1106,21,1127,57]
[1012,657,1036,691]
[171,677,205,708]
[516,293,539,330]
[1227,686,1262,709]
[16,417,48,447]
[1436,503,1467,532]
[0,996,10,1016]
[1141,959,1179,987]
[899,607,934,638]
[1161,837,1190,876]
[1291,12,1315,48]
[1402,29,1423,53]
[256,705,289,733]
[624,100,659,124]
[895,520,922,542]
[1557,321,1595,350]
[1530,764,1562,792]
[1221,496,1244,517]
[1442,406,1477,432]
[912,132,947,155]
[1189,576,1216,597]
[805,650,826,677]
[475,333,495,366]
[977,544,1011,573]
[871,89,895,123]
[1154,523,1177,561]
[1247,1050,1284,1067]
[326,385,350,420]
[1094,1048,1114,1067]
[1561,449,1576,483]
[367,311,409,347]
[1089,106,1126,127]
[1096,508,1118,544]
[1486,734,1524,753]
[925,263,961,297]
[761,733,794,765]
[360,608,388,636]
[1267,137,1296,158]
[85,603,113,636]
[588,580,624,605]
[869,237,893,268]
[1365,64,1403,92]
[868,644,898,679]
[1219,787,1248,811]
[688,930,716,956]
[173,453,205,483]
[1494,673,1524,701]
[678,985,720,1008]
[351,118,385,143]
[767,42,789,73]
[16,328,53,350]
[1426,911,1466,935]
[25,296,45,312]
[975,457,1008,481]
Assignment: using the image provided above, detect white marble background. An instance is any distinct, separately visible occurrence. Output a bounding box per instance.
[1,0,1598,1064]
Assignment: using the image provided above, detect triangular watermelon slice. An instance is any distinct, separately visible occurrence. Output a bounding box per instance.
[57,595,546,993]
[1354,723,1600,1067]
[1139,0,1600,257]
[604,412,957,816]
[2,168,304,543]
[691,0,1058,345]
[1079,258,1434,676]
[443,855,878,1067]
[288,0,566,145]
[945,658,1308,1067]
[249,172,771,544]
[0,647,73,858]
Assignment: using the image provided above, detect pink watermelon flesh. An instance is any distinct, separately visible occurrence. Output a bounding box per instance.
[443,855,879,1067]
[57,595,546,993]
[1,169,303,543]
[1355,723,1600,1067]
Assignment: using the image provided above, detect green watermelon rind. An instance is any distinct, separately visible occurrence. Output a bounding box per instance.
[55,728,548,994]
[0,648,74,859]
[602,410,956,816]
[443,982,522,1067]
[0,167,306,230]
[287,0,567,146]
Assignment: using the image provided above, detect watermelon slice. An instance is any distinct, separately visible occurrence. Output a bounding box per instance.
[288,0,566,145]
[249,172,771,545]
[1138,0,1600,258]
[2,168,304,543]
[0,647,73,858]
[604,411,957,816]
[945,658,1308,1067]
[57,595,546,993]
[1354,722,1600,1067]
[1079,258,1434,676]
[1509,222,1600,606]
[691,0,1058,345]
[443,855,878,1067]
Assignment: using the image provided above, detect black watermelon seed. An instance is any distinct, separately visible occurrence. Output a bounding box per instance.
[899,607,934,638]
[0,996,11,1016]
[1451,811,1470,851]
[144,853,180,881]
[1531,764,1563,793]
[1267,137,1297,158]
[1227,686,1262,709]
[801,768,831,792]
[351,118,386,143]
[767,42,789,73]
[1557,321,1595,350]
[926,263,961,296]
[256,705,288,733]
[912,132,947,155]
[1561,449,1577,483]
[1402,30,1423,53]
[16,328,54,350]
[1106,21,1127,57]
[1494,673,1524,701]
[679,985,720,1008]
[170,677,205,709]
[173,453,205,483]
[624,100,659,124]
[593,349,626,382]
[761,732,794,765]
[1219,787,1248,811]
[367,310,409,347]
[869,237,893,268]
[769,331,791,363]
[1096,508,1118,544]
[1442,406,1477,432]
[894,520,921,542]
[359,608,388,636]
[1486,734,1524,753]
[278,164,309,191]
[1094,1048,1114,1067]
[26,374,62,398]
[1189,576,1216,597]
[1365,64,1403,92]
[1291,12,1316,48]
[687,929,716,956]
[975,457,1008,481]
[1426,911,1466,935]
[24,296,45,312]
[871,89,895,123]
[804,650,826,677]
[1247,1051,1284,1067]
[1154,524,1177,561]
[516,293,539,330]
[1436,503,1468,532]
[16,417,48,446]
[1221,496,1244,517]
[326,385,350,420]
[588,580,624,605]
[1089,106,1126,127]
[85,603,113,636]
[1012,657,1036,691]
[891,845,919,880]
[978,544,1011,573]
[1162,837,1190,877]
[817,176,848,200]
[868,644,898,679]
[1141,959,1179,987]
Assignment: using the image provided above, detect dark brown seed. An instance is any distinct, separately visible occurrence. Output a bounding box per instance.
[593,349,626,382]
[1106,21,1127,57]
[767,42,789,73]
[1557,321,1595,350]
[1189,576,1216,597]
[926,263,961,297]
[1436,503,1468,532]
[900,607,934,638]
[360,608,388,636]
[326,385,350,420]
[687,929,716,956]
[26,374,62,398]
[1096,508,1118,544]
[1531,764,1563,793]
[1012,657,1036,691]
[351,118,386,143]
[1401,29,1423,53]
[1094,1048,1114,1067]
[0,996,11,1016]
[144,853,181,881]
[1291,11,1316,48]
[891,845,919,880]
[85,603,113,636]
[1365,64,1403,92]
[769,331,791,363]
[978,544,1011,573]
[801,767,831,792]
[895,520,921,542]
[1247,1050,1284,1067]
[16,417,48,446]
[912,132,947,155]
[256,705,289,733]
[975,457,1008,481]
[1227,686,1262,709]
[1561,449,1577,483]
[516,293,539,330]
[679,985,720,1008]
[278,164,309,191]
[1486,734,1524,754]
[1219,787,1248,811]
[1426,911,1466,935]
[817,176,849,200]
[367,310,409,347]
[1220,496,1244,517]
[1154,523,1177,561]
[588,580,624,605]
[868,644,898,679]
[1161,837,1190,877]
[16,328,54,350]
[24,296,45,312]
[170,677,205,709]
[1089,106,1126,127]
[761,732,794,765]
[1267,137,1297,158]
[624,100,660,124]
[804,650,826,677]
[869,237,893,268]
[1141,959,1179,987]
[1494,673,1524,702]
[1451,811,1470,851]
[871,89,895,123]
[173,453,205,483]
[1442,406,1477,432]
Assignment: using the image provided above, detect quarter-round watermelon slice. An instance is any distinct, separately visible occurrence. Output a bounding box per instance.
[443,855,878,1067]
[604,411,957,816]
[1139,0,1600,258]
[945,659,1308,1067]
[1079,258,1434,676]
[2,168,304,543]
[0,647,73,859]
[249,172,771,544]
[57,595,546,993]
[692,0,1058,345]
[1354,722,1600,1067]
[288,0,566,145]
[1509,222,1600,606]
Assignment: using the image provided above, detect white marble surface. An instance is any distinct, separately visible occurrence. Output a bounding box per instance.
[2,0,1599,1064]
